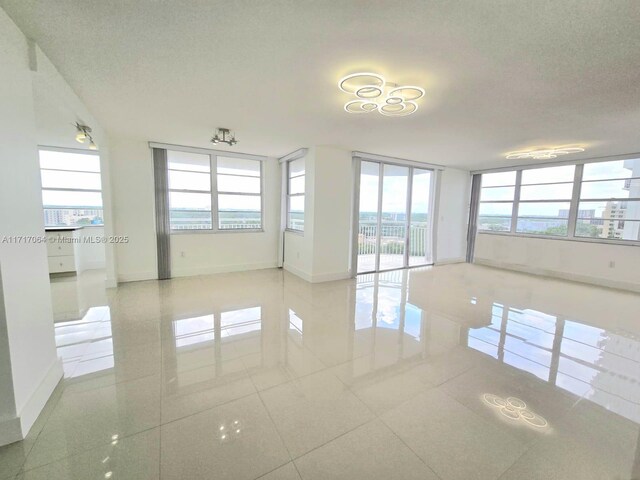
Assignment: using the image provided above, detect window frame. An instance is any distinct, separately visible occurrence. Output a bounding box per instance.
[161,144,266,234]
[39,146,104,228]
[285,157,305,233]
[475,155,640,246]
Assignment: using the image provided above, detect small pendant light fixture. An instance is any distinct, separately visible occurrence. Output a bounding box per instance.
[74,122,98,150]
[211,128,238,146]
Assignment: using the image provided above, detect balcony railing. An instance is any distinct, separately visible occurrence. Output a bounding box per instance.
[358,222,429,256]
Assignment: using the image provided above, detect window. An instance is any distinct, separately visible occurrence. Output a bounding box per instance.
[516,165,574,236]
[40,149,104,227]
[217,157,262,230]
[287,158,305,231]
[167,149,263,232]
[168,151,212,230]
[477,157,640,243]
[577,159,640,241]
[478,171,516,232]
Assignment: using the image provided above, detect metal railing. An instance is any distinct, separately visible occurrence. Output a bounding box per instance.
[358,222,429,256]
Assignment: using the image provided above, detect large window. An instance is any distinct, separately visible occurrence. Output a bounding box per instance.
[477,157,640,243]
[577,159,640,241]
[478,171,516,232]
[516,165,574,236]
[168,151,212,230]
[40,149,104,227]
[217,157,262,230]
[287,158,305,231]
[167,149,263,232]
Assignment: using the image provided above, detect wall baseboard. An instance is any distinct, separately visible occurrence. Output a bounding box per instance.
[0,358,63,446]
[78,260,106,273]
[18,357,63,440]
[171,262,278,278]
[310,271,352,283]
[117,271,157,283]
[435,257,466,266]
[283,264,351,283]
[474,258,640,293]
[283,263,313,282]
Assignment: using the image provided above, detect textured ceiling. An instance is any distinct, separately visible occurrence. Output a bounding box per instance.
[3,0,640,169]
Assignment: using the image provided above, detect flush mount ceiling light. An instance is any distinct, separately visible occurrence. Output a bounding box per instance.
[506,146,585,160]
[74,122,97,150]
[338,72,425,117]
[211,128,238,146]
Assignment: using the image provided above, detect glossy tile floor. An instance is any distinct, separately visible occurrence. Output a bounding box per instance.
[49,269,108,322]
[2,264,640,479]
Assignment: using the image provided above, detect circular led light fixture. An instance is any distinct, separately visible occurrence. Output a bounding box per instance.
[506,146,585,160]
[379,101,418,116]
[388,86,425,101]
[338,72,424,117]
[344,100,379,113]
[338,73,385,94]
[386,96,403,105]
[380,103,406,114]
[356,85,383,99]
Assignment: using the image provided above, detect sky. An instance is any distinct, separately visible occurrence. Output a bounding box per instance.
[359,162,432,214]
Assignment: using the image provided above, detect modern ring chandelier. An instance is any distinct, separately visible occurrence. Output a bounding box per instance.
[505,146,585,160]
[338,72,425,117]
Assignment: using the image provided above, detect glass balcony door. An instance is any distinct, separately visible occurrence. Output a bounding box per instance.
[356,160,434,274]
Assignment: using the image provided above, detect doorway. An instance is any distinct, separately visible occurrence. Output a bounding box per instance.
[355,160,434,274]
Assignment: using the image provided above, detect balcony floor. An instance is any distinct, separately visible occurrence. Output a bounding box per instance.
[357,253,432,273]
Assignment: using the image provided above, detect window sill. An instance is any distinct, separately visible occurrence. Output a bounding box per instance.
[285,228,304,236]
[477,230,640,247]
[170,228,265,235]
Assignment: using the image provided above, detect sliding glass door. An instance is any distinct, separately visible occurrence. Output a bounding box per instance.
[379,164,409,270]
[356,160,434,274]
[409,168,433,266]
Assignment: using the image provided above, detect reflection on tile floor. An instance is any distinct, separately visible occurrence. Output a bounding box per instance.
[3,264,640,479]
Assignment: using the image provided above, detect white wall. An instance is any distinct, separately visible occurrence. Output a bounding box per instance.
[76,226,107,272]
[109,137,158,282]
[474,233,640,292]
[283,148,315,281]
[31,46,116,287]
[310,146,353,281]
[0,9,62,445]
[435,168,471,264]
[283,146,353,282]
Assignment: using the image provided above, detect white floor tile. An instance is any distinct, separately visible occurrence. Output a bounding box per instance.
[259,370,375,458]
[294,419,439,480]
[160,394,290,480]
[381,389,527,480]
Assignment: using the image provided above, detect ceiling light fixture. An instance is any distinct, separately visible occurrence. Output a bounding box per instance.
[506,146,585,160]
[74,122,98,150]
[211,128,238,146]
[338,72,425,117]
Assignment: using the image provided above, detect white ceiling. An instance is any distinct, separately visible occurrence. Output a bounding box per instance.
[3,0,640,169]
